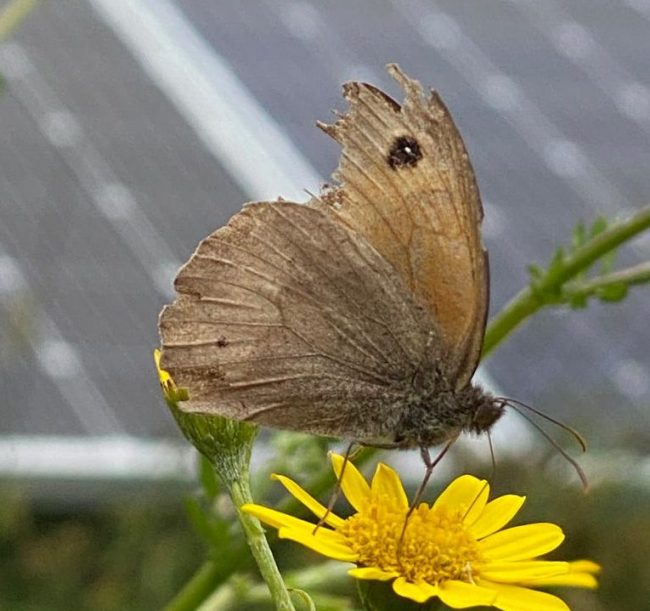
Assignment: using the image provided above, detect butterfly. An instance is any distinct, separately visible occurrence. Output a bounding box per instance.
[157,64,504,454]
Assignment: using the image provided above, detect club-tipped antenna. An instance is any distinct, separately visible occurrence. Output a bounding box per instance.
[506,402,589,491]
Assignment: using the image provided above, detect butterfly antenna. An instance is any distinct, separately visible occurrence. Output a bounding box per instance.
[503,397,588,452]
[506,402,589,491]
[487,429,497,484]
[313,442,357,534]
[461,479,490,522]
[457,433,497,523]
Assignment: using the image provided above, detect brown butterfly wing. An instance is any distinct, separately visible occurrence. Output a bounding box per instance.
[158,202,439,441]
[311,64,487,388]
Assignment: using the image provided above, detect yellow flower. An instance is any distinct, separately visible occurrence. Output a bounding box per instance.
[153,349,188,403]
[243,454,600,610]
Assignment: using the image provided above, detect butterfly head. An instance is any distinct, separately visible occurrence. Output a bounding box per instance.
[467,391,507,435]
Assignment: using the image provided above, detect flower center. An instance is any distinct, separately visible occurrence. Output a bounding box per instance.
[340,497,483,584]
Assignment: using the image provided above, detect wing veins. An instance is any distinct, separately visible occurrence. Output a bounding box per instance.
[192,252,392,371]
[266,205,407,367]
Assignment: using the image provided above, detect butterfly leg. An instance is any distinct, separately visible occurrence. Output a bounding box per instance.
[398,437,457,550]
[313,441,358,534]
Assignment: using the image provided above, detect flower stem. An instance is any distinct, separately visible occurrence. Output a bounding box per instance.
[482,204,650,358]
[229,474,296,611]
[164,562,223,611]
[158,378,295,611]
[564,260,650,297]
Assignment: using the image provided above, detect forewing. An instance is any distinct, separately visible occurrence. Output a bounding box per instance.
[311,64,488,387]
[158,202,437,439]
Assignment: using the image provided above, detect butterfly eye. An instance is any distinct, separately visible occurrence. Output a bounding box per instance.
[387,135,422,169]
[471,400,505,434]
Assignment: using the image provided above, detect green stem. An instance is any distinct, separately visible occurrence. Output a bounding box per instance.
[482,204,650,358]
[165,555,248,611]
[164,562,223,611]
[229,475,296,611]
[161,393,295,610]
[564,260,650,297]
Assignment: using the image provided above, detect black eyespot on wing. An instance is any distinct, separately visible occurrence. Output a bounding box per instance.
[387,135,422,169]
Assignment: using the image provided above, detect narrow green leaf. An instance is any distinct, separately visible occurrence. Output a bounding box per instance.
[589,216,609,238]
[183,497,226,548]
[598,283,629,302]
[548,246,566,274]
[568,292,588,309]
[572,220,586,249]
[291,588,317,611]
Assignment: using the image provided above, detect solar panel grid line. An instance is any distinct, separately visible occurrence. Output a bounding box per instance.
[0,246,124,434]
[390,0,646,229]
[0,42,181,300]
[272,0,385,86]
[87,0,323,203]
[512,0,650,130]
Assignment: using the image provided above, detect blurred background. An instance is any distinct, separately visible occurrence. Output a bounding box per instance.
[0,0,648,609]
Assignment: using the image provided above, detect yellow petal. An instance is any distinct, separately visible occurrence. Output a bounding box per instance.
[241,504,321,532]
[568,559,601,574]
[277,526,357,562]
[392,577,438,603]
[521,572,599,589]
[246,508,350,550]
[519,560,601,589]
[433,474,489,524]
[437,580,497,608]
[348,567,399,581]
[469,495,525,540]
[479,581,570,611]
[370,463,408,511]
[153,348,163,372]
[330,453,371,512]
[480,523,565,561]
[271,474,344,528]
[480,560,569,583]
[284,522,350,547]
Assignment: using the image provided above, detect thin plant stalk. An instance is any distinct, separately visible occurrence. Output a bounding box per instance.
[482,204,650,358]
